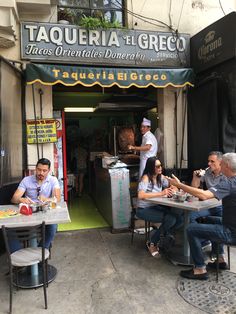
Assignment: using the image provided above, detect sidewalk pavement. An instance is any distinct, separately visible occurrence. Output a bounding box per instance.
[0,229,235,314]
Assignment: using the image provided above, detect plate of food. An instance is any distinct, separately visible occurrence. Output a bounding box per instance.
[0,208,19,218]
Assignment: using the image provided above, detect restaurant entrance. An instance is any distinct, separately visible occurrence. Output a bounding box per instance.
[25,63,194,231]
[53,84,158,231]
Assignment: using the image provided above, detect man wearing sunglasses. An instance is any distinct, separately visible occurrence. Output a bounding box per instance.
[128,117,157,178]
[11,158,61,252]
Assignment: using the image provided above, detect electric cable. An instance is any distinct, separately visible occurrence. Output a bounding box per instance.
[177,0,185,30]
[169,0,173,29]
[48,4,57,23]
[139,0,148,15]
[113,0,187,66]
[113,0,174,30]
[219,0,226,16]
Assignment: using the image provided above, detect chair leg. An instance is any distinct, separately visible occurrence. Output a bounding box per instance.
[42,261,48,309]
[131,228,134,244]
[227,245,230,270]
[147,221,151,241]
[216,243,219,282]
[130,213,135,244]
[145,221,148,242]
[9,267,13,314]
[46,260,49,288]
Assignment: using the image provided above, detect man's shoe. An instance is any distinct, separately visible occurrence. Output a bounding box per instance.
[207,261,228,270]
[180,269,208,280]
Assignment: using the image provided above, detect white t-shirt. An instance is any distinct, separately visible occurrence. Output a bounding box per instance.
[140,130,158,161]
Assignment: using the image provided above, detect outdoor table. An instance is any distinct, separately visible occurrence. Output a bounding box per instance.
[0,201,71,288]
[147,196,221,265]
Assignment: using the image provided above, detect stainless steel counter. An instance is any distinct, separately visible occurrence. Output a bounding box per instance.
[93,158,131,231]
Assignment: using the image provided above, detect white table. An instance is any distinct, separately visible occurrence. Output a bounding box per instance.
[147,197,222,265]
[0,202,71,288]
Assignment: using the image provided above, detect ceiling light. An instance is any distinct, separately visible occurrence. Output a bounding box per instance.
[64,107,95,112]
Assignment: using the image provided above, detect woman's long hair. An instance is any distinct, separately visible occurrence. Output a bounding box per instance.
[142,156,162,188]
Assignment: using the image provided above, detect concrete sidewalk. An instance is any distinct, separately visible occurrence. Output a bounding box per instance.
[0,229,235,314]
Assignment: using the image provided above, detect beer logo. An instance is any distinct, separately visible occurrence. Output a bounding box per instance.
[204,31,215,44]
[198,29,222,61]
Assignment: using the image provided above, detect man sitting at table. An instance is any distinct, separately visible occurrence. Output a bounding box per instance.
[11,158,61,252]
[167,152,236,280]
[190,151,226,223]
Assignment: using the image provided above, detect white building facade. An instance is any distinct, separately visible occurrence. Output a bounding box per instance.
[0,0,235,187]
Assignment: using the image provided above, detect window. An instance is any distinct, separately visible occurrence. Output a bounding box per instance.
[58,0,125,26]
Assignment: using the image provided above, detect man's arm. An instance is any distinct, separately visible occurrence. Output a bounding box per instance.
[168,175,215,200]
[53,188,61,202]
[39,187,61,203]
[11,188,32,204]
[191,171,201,188]
[128,144,151,152]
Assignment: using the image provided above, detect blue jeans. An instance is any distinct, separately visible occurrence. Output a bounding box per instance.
[189,205,222,223]
[136,205,179,245]
[187,217,236,268]
[9,224,58,253]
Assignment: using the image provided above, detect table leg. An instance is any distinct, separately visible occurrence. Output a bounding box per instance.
[166,210,193,266]
[30,238,38,277]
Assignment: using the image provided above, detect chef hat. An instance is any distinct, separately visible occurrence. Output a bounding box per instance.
[142,117,151,127]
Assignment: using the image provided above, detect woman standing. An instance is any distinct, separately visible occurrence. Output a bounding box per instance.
[137,157,181,257]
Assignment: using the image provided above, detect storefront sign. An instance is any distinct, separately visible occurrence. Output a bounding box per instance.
[21,22,190,67]
[26,119,57,144]
[26,63,194,88]
[191,12,236,73]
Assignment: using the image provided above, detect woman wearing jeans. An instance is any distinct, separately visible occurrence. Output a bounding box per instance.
[136,157,182,257]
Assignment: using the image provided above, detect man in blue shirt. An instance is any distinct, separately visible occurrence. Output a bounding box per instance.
[11,158,61,252]
[167,153,236,280]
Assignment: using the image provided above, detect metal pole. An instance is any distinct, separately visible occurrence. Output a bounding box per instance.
[39,88,44,158]
[32,85,40,160]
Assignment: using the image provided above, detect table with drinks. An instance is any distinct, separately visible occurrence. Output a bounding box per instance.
[147,195,221,265]
[0,201,71,288]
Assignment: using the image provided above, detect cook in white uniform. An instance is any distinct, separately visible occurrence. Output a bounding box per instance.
[128,118,158,178]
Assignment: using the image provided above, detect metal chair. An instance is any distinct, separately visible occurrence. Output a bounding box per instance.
[130,188,152,244]
[2,222,49,313]
[215,242,236,282]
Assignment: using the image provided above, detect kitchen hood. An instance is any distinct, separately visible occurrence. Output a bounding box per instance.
[96,95,156,111]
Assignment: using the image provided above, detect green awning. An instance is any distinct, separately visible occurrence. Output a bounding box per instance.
[25,63,194,88]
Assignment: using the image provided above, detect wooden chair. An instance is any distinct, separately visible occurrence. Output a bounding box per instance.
[2,222,49,313]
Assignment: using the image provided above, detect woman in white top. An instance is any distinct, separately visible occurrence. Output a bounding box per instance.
[137,157,182,257]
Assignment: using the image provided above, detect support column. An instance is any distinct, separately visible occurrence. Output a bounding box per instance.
[157,87,187,169]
